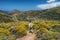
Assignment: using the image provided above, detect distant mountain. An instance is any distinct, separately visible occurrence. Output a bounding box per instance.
[15,7,60,20]
[0,7,60,22]
[0,10,13,22]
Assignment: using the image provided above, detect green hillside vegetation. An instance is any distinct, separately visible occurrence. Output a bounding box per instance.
[0,20,60,40]
[0,7,60,22]
[0,11,13,22]
[0,7,60,40]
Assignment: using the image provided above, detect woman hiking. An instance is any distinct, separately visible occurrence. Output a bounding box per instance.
[28,20,34,33]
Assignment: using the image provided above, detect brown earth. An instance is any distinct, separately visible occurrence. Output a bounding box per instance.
[16,31,36,40]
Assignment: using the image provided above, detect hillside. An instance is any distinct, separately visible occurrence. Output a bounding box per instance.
[0,7,60,22]
[22,7,60,20]
[9,7,60,21]
[0,7,60,40]
[0,10,13,22]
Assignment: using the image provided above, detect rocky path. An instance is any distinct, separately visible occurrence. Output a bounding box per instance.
[16,31,36,40]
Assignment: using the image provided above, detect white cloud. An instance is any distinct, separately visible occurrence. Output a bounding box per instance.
[47,0,56,3]
[37,2,60,10]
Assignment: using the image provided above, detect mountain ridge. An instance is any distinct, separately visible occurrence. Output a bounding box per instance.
[0,7,60,22]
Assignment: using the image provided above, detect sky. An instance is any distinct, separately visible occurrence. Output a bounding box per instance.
[0,0,60,11]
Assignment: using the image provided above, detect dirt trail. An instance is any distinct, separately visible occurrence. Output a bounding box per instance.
[16,31,36,40]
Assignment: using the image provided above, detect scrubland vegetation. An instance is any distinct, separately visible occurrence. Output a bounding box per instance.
[0,20,60,40]
[0,7,60,40]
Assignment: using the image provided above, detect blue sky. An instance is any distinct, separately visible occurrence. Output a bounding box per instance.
[0,0,60,11]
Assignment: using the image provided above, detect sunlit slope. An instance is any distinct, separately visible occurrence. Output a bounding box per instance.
[0,20,60,40]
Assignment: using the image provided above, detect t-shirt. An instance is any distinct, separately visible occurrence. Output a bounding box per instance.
[29,22,33,28]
